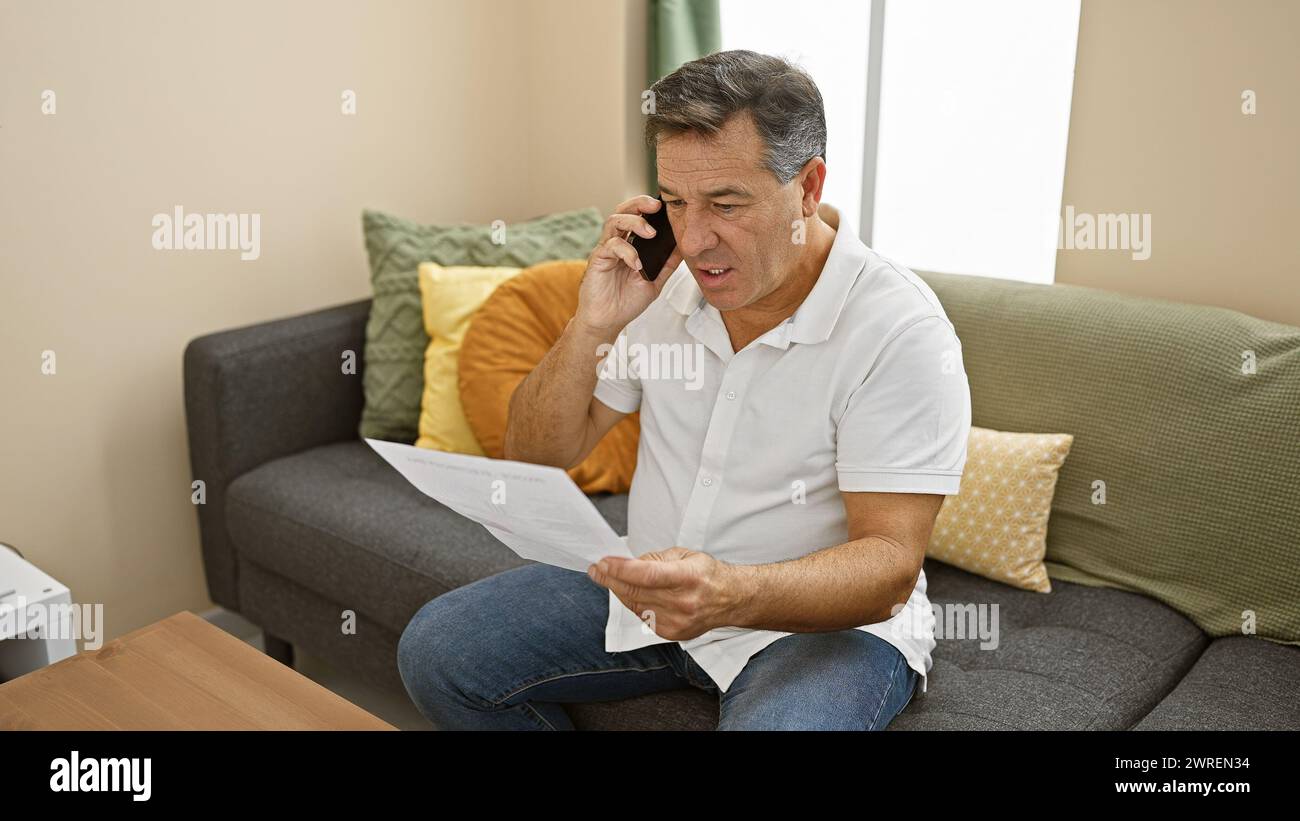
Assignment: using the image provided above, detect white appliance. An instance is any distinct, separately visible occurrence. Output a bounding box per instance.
[0,543,78,683]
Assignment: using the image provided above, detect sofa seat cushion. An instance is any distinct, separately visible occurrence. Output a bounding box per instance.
[567,688,719,731]
[225,440,630,636]
[886,559,1208,730]
[568,557,1211,732]
[226,441,1209,731]
[1134,637,1300,730]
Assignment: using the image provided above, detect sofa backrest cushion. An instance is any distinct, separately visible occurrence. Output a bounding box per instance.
[919,270,1300,644]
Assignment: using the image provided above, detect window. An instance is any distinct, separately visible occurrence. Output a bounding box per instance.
[719,0,1081,283]
[720,0,872,232]
[871,0,1081,283]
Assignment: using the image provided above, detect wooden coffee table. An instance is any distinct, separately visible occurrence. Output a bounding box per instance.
[0,610,395,730]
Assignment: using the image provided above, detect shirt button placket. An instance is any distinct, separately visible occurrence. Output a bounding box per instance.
[677,355,754,549]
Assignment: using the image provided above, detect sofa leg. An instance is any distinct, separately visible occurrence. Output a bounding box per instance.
[263,633,294,668]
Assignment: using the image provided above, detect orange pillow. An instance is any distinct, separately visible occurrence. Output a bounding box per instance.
[459,260,640,494]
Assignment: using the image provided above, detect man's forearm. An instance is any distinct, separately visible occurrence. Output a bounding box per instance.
[503,318,618,467]
[723,537,919,632]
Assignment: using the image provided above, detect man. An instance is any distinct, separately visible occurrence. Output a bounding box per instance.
[397,49,970,730]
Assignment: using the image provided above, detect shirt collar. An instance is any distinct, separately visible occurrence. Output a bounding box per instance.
[665,262,704,315]
[663,207,870,349]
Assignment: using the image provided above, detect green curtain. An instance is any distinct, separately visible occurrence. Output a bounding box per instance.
[646,0,721,191]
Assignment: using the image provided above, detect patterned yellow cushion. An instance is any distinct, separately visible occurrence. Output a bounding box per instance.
[927,426,1075,592]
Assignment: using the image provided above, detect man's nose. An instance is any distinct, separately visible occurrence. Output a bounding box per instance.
[673,210,718,258]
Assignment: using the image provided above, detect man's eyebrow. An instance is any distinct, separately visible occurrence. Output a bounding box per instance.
[659,184,753,200]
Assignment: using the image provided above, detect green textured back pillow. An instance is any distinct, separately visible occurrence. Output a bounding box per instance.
[919,270,1300,645]
[359,207,604,442]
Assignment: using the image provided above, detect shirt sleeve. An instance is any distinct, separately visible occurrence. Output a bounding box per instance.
[836,315,971,494]
[592,328,642,414]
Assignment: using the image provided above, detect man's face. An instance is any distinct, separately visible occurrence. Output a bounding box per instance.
[655,113,809,313]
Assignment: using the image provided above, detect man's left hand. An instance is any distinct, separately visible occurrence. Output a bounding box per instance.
[587,547,750,641]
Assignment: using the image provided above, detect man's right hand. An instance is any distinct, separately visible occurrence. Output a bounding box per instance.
[575,195,683,337]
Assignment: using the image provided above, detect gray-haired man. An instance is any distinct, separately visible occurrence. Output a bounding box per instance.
[398,50,970,730]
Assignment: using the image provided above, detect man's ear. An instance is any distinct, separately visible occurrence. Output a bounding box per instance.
[796,156,827,218]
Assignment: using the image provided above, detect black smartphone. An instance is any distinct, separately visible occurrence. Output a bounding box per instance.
[627,197,678,282]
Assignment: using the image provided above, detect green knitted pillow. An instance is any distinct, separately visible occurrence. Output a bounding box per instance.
[359,207,604,442]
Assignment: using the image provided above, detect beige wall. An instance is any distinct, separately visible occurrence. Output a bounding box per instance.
[1058,0,1300,325]
[523,0,649,212]
[1,0,1293,648]
[0,0,645,645]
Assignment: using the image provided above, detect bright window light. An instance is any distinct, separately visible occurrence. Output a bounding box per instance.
[871,0,1081,283]
[720,0,872,232]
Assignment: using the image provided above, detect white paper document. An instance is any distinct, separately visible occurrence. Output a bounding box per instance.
[365,438,636,572]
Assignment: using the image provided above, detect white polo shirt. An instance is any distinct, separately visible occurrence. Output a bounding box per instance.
[592,218,970,695]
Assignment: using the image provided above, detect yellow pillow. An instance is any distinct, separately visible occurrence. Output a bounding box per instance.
[414,263,522,454]
[927,426,1074,592]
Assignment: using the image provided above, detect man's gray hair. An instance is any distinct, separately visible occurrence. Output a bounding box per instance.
[645,49,827,185]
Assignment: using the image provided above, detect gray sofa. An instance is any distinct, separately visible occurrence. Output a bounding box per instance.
[183,278,1300,730]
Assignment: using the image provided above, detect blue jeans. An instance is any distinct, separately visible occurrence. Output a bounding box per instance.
[397,563,918,730]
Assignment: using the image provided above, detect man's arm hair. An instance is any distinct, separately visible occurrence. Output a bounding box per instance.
[503,318,627,469]
[727,491,944,630]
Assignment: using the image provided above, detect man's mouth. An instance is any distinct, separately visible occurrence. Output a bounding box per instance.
[695,264,734,287]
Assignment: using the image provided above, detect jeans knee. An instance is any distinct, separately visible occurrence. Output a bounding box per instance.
[397,595,466,707]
